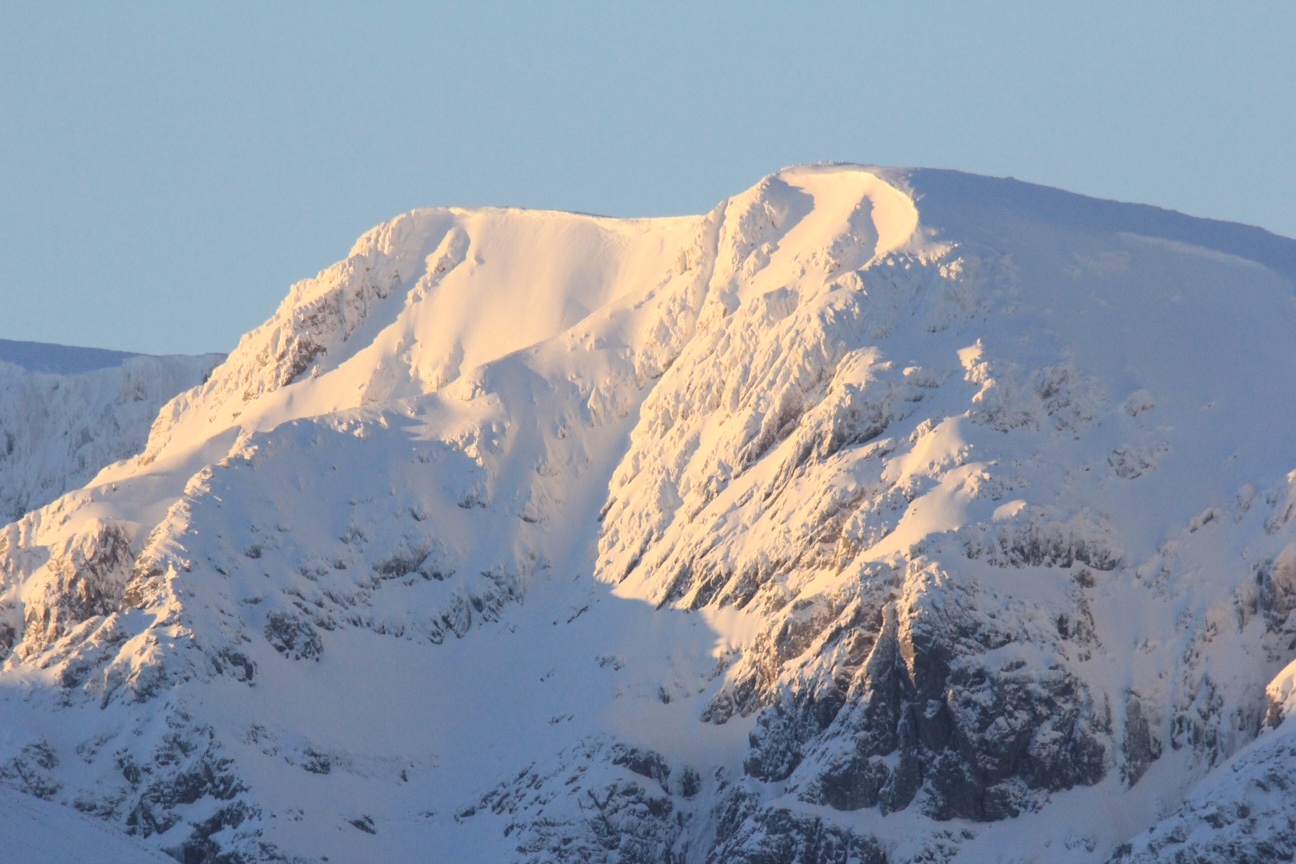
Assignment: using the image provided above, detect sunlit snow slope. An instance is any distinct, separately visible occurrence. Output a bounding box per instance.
[2,165,1295,864]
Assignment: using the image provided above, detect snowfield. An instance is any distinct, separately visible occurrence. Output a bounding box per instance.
[1,164,1295,863]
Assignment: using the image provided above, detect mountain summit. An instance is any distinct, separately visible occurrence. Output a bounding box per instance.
[2,165,1295,863]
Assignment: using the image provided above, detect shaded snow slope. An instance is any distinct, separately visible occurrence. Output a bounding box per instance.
[906,169,1296,283]
[0,347,223,522]
[0,164,1295,863]
[0,785,174,864]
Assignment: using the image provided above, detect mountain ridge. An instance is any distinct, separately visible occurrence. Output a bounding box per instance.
[0,338,146,375]
[1,164,1295,863]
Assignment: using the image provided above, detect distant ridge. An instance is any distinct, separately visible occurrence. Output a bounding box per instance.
[0,340,223,520]
[0,337,142,374]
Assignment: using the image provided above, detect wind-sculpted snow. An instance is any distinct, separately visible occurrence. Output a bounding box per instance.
[1,164,1295,863]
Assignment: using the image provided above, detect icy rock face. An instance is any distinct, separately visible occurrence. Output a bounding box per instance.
[0,350,221,522]
[0,165,1295,863]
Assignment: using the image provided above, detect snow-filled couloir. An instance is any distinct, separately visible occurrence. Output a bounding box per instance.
[2,164,1296,863]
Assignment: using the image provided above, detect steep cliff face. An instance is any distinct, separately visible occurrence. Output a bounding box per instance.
[0,165,1294,863]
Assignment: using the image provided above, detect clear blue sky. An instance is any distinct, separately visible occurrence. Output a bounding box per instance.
[3,3,1293,355]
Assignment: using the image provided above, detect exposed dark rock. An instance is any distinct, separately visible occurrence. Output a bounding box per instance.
[747,582,1105,822]
[212,648,256,683]
[967,520,1121,571]
[167,802,256,864]
[1122,693,1163,787]
[463,739,700,864]
[611,744,671,788]
[709,787,887,864]
[300,749,331,775]
[348,815,377,834]
[263,612,323,661]
[0,740,62,799]
[21,520,135,656]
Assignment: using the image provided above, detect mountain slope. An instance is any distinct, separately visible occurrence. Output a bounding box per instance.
[0,343,223,522]
[1,165,1295,863]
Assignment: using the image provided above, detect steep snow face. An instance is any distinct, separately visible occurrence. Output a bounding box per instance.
[0,347,222,522]
[1,165,1295,864]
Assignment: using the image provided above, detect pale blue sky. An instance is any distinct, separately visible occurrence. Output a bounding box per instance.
[3,3,1293,354]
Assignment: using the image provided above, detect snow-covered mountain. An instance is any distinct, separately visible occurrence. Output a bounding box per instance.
[1,164,1295,864]
[0,341,222,522]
